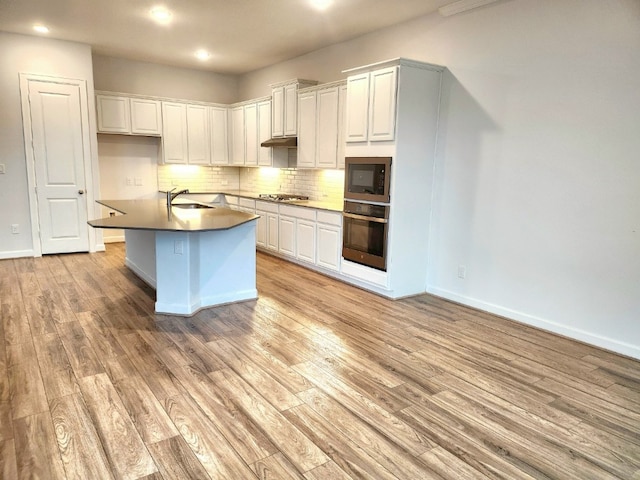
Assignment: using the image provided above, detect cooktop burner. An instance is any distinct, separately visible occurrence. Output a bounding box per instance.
[258,193,309,202]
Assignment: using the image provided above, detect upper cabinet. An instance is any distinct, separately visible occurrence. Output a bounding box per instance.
[210,106,229,165]
[344,66,398,143]
[257,100,273,167]
[270,79,317,138]
[161,101,216,165]
[297,81,347,169]
[96,93,162,136]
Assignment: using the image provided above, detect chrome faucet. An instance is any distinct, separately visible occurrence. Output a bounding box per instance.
[166,187,189,206]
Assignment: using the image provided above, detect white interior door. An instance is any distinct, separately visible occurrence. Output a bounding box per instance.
[27,79,90,254]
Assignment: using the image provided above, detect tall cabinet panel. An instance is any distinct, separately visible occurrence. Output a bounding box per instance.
[345,73,370,142]
[368,67,398,141]
[186,104,210,165]
[161,102,188,164]
[244,103,259,166]
[230,106,245,166]
[316,87,340,169]
[257,100,273,166]
[297,91,317,169]
[210,106,229,165]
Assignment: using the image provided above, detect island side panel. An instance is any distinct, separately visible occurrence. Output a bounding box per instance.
[124,230,157,288]
[154,221,257,316]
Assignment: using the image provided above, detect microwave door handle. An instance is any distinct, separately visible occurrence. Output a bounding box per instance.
[343,212,388,224]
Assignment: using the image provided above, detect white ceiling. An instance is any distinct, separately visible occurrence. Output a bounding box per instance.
[0,0,454,75]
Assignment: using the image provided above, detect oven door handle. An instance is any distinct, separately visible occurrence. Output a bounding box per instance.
[343,212,388,224]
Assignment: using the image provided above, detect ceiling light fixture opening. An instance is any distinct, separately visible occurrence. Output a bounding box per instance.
[33,25,50,34]
[150,6,173,24]
[195,49,211,61]
[309,0,334,11]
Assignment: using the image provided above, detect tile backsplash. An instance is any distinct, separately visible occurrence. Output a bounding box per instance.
[157,164,344,202]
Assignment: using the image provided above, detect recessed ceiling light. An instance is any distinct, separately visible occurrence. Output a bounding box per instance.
[195,50,211,61]
[33,25,50,34]
[150,6,172,24]
[309,0,333,10]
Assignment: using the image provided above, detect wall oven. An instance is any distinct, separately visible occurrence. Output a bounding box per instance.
[344,157,391,203]
[342,200,389,271]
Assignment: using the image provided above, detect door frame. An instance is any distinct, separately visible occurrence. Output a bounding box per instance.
[19,73,102,256]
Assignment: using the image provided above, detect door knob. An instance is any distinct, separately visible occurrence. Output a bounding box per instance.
[78,189,85,194]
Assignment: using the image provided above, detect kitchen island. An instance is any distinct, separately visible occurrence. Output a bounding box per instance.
[89,199,258,316]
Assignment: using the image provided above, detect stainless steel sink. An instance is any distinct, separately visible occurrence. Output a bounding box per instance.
[172,203,214,209]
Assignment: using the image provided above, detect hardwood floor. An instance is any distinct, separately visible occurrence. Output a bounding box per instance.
[1,243,639,479]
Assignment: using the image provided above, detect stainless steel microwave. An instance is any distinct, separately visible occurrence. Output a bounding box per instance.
[344,157,391,204]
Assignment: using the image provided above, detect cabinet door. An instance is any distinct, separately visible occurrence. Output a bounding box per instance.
[316,87,339,169]
[257,100,272,166]
[368,66,397,141]
[244,103,258,166]
[296,219,316,264]
[278,215,295,257]
[230,106,245,165]
[186,104,210,164]
[256,212,267,248]
[97,95,130,133]
[317,223,341,271]
[337,84,348,169]
[267,213,279,251]
[284,83,298,136]
[271,87,284,137]
[210,106,229,165]
[130,98,161,135]
[297,91,317,168]
[345,73,370,142]
[161,102,188,164]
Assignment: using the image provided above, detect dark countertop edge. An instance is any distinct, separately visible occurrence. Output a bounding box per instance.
[171,191,344,212]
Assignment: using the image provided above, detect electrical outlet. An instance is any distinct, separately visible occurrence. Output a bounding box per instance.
[0,163,6,174]
[135,177,143,186]
[11,224,19,234]
[174,240,183,255]
[457,265,466,279]
[221,179,229,186]
[126,177,133,186]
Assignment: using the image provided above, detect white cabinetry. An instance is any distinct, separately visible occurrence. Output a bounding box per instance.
[161,102,188,164]
[210,106,229,165]
[316,210,342,271]
[278,215,296,257]
[342,58,445,298]
[161,102,211,164]
[257,100,272,166]
[344,66,397,143]
[297,81,346,169]
[230,105,245,166]
[270,79,317,138]
[97,94,161,136]
[186,104,209,165]
[244,103,258,166]
[256,201,279,252]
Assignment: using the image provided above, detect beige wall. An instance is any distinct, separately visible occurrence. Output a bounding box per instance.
[239,0,640,358]
[0,32,98,257]
[93,54,239,103]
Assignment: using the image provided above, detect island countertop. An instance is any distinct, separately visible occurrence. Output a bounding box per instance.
[89,199,258,232]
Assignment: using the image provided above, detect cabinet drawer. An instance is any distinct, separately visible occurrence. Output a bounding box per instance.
[317,210,342,226]
[239,198,256,209]
[256,201,278,213]
[279,204,316,221]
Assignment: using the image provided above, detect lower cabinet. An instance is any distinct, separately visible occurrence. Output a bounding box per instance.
[316,211,342,271]
[278,215,296,256]
[296,219,316,264]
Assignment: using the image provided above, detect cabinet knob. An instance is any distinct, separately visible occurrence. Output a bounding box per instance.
[78,189,85,195]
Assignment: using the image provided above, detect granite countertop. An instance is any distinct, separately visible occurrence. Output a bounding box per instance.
[89,199,258,232]
[177,190,343,212]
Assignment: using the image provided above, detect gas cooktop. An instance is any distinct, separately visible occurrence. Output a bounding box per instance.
[258,193,309,202]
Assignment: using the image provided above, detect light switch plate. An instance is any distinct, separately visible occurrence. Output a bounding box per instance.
[0,164,5,174]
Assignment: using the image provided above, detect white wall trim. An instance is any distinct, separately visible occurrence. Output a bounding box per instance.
[0,249,36,260]
[104,235,125,243]
[427,286,640,361]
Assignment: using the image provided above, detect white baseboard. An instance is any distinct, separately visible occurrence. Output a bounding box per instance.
[427,286,640,360]
[0,249,35,260]
[104,235,125,243]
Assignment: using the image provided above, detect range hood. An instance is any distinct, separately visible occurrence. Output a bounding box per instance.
[261,137,297,148]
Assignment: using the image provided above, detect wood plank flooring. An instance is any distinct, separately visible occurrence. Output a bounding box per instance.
[1,243,639,479]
